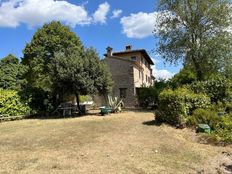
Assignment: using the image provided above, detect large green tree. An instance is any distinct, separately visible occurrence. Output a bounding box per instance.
[0,54,27,90]
[22,21,112,112]
[155,0,232,80]
[22,21,84,91]
[22,21,85,112]
[52,48,113,112]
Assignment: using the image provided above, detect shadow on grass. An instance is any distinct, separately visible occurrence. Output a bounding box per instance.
[124,108,155,113]
[142,120,162,126]
[26,112,101,120]
[225,164,232,172]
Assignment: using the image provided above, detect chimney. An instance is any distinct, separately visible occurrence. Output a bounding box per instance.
[106,46,113,57]
[125,45,132,51]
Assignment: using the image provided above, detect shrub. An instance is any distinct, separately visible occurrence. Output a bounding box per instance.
[156,87,210,125]
[137,80,168,109]
[137,87,158,108]
[186,108,221,130]
[0,88,32,116]
[211,115,232,144]
[169,65,197,89]
[189,75,232,103]
[225,102,232,114]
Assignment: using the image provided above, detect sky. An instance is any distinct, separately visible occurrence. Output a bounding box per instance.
[0,0,182,79]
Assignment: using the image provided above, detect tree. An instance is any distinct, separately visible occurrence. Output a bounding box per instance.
[170,65,197,88]
[21,21,85,112]
[155,0,232,80]
[0,54,27,90]
[85,48,113,94]
[52,48,112,112]
[22,21,84,91]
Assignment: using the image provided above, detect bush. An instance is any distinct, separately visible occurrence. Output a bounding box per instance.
[225,102,232,114]
[0,88,32,116]
[169,65,197,89]
[211,115,232,144]
[137,87,158,108]
[189,75,232,103]
[187,108,221,130]
[137,80,168,108]
[156,87,210,125]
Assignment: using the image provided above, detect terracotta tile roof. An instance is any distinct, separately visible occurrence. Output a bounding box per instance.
[112,49,154,65]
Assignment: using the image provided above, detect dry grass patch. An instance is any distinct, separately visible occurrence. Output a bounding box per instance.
[0,111,231,174]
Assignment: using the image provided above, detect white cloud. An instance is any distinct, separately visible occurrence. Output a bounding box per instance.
[0,0,113,28]
[93,2,110,24]
[0,0,93,28]
[121,9,232,39]
[120,12,161,39]
[152,61,175,80]
[111,9,122,18]
[153,67,175,80]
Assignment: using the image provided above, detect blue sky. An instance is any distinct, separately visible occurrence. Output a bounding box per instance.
[0,0,182,79]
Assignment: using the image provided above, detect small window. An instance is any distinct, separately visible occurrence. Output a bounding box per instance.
[119,88,127,98]
[141,57,144,64]
[131,56,137,61]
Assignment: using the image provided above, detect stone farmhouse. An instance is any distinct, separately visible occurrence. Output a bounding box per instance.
[104,45,155,107]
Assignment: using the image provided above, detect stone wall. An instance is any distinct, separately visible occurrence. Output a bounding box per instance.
[104,57,137,107]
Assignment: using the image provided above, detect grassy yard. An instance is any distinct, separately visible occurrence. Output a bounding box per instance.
[0,111,231,174]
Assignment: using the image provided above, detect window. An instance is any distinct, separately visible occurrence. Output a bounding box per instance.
[131,56,137,61]
[119,88,127,98]
[141,57,144,64]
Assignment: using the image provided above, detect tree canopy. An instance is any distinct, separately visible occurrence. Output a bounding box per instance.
[22,21,84,91]
[170,65,197,88]
[155,0,232,80]
[22,21,112,112]
[0,54,27,90]
[52,48,113,111]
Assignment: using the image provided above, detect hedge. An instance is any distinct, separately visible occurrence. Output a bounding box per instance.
[0,88,31,116]
[155,87,210,125]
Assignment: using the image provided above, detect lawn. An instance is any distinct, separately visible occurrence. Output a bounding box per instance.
[0,111,231,174]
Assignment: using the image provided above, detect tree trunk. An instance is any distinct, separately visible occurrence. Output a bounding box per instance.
[192,57,203,81]
[75,93,82,115]
[194,62,203,81]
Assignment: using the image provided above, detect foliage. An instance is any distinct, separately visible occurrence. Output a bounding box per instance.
[156,87,210,125]
[51,48,112,112]
[21,22,112,112]
[170,65,197,88]
[22,21,84,91]
[137,80,168,108]
[186,105,232,144]
[225,102,232,114]
[189,75,232,103]
[211,115,232,144]
[154,79,169,93]
[80,95,93,103]
[137,87,158,108]
[155,0,232,80]
[107,95,124,112]
[0,54,27,90]
[22,87,54,113]
[85,48,113,94]
[186,108,221,130]
[0,88,32,116]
